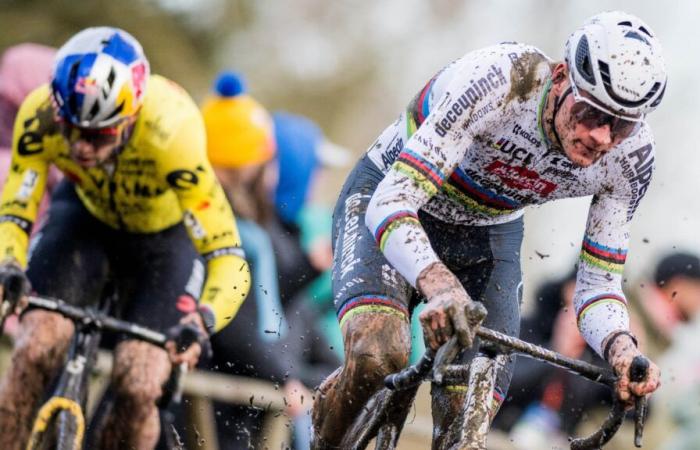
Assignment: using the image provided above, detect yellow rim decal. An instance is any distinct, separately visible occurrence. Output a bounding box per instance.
[27,396,85,450]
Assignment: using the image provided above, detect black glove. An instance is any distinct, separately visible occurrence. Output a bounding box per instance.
[0,262,30,305]
[165,322,213,362]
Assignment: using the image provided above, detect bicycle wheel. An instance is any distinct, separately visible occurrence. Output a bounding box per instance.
[55,408,83,450]
[27,414,58,450]
[443,354,506,450]
[27,401,85,450]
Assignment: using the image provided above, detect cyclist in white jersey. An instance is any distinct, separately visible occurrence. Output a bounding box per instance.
[312,11,666,449]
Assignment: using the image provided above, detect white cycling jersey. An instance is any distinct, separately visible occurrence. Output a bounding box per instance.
[364,43,655,356]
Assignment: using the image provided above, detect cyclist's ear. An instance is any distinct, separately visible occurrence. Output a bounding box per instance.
[551,63,569,93]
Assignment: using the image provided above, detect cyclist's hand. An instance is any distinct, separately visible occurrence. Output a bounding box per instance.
[165,313,211,370]
[605,332,661,406]
[0,261,30,315]
[417,262,487,350]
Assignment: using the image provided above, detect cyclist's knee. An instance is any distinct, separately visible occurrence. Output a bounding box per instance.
[343,313,410,385]
[111,340,170,405]
[13,310,73,372]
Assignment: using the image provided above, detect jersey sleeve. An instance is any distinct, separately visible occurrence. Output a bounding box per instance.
[365,54,510,286]
[0,87,53,268]
[159,112,251,333]
[573,132,655,357]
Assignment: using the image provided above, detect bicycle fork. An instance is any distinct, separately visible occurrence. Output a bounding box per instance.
[26,326,100,450]
[450,353,507,450]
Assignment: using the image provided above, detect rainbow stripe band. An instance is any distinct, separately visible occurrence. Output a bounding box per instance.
[415,76,437,125]
[393,149,446,197]
[374,210,420,251]
[337,295,409,329]
[577,293,627,325]
[444,167,520,217]
[580,237,627,274]
[407,74,438,131]
[490,388,506,419]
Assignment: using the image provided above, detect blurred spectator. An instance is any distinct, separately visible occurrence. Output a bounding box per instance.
[201,72,325,449]
[0,43,60,338]
[269,112,346,355]
[493,266,610,449]
[629,251,699,358]
[0,43,61,220]
[268,111,348,448]
[0,43,56,148]
[646,252,700,450]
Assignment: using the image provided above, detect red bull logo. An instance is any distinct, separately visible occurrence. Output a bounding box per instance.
[74,77,99,96]
[131,62,147,101]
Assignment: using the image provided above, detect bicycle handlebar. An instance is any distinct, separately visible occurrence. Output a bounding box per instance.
[383,326,651,449]
[27,295,168,346]
[570,355,650,450]
[385,325,616,391]
[384,348,436,390]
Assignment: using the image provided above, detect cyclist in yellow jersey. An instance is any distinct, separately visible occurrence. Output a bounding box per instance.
[0,27,251,450]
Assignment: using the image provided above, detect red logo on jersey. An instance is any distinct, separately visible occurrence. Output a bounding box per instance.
[486,160,557,197]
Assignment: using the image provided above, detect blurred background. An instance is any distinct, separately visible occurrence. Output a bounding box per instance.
[1,0,699,449]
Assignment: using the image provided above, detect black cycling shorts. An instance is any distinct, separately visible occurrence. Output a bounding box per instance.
[332,156,524,402]
[25,181,204,335]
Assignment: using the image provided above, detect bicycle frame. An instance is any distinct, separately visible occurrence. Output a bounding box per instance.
[16,295,173,450]
[26,323,101,450]
[352,326,649,450]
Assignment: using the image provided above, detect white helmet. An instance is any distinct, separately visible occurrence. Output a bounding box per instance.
[565,11,666,118]
[52,27,149,128]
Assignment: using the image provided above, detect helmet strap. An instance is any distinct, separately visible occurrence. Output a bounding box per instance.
[112,120,136,158]
[550,86,572,151]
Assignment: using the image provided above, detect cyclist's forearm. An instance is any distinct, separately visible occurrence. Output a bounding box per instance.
[200,254,251,332]
[0,221,31,268]
[416,261,462,299]
[365,198,441,287]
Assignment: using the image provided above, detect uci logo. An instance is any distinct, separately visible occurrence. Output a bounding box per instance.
[491,137,534,165]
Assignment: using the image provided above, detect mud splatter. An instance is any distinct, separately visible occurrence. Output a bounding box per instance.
[505,51,549,105]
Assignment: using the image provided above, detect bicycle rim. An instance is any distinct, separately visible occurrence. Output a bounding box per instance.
[26,415,57,450]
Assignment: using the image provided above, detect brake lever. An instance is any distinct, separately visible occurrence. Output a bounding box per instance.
[432,335,460,385]
[629,356,650,447]
[0,270,27,333]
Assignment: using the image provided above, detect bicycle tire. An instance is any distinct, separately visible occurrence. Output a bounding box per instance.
[27,401,85,450]
[27,415,57,450]
[55,408,82,450]
[341,388,394,450]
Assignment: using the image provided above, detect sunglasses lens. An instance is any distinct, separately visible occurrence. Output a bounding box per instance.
[572,102,636,139]
[62,123,122,146]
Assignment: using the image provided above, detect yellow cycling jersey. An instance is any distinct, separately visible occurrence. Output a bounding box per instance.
[0,75,251,332]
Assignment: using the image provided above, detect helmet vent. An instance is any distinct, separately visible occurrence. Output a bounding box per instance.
[638,26,652,37]
[617,21,633,27]
[67,60,82,120]
[599,61,662,107]
[575,35,596,85]
[106,67,116,89]
[649,83,666,108]
[105,102,124,121]
[624,30,650,46]
[88,99,100,122]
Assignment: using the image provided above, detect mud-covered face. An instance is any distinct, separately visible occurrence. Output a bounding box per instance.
[60,118,130,168]
[554,83,639,168]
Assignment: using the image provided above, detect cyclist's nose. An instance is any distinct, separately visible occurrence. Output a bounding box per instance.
[71,139,97,156]
[588,124,613,147]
